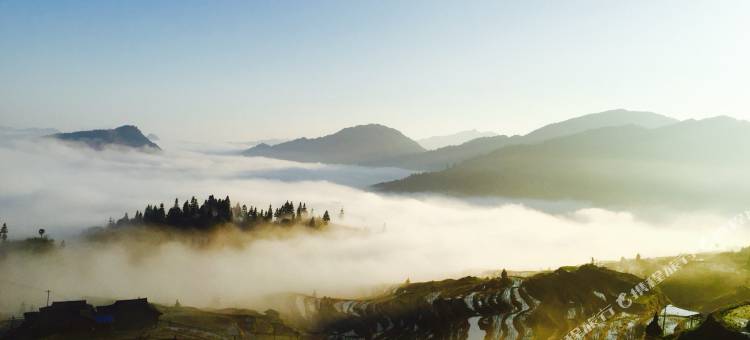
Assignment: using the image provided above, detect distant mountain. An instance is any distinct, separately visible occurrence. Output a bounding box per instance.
[243,124,425,165]
[366,134,521,170]
[370,109,678,171]
[49,125,160,151]
[376,116,750,211]
[418,129,498,150]
[522,108,677,143]
[241,138,289,147]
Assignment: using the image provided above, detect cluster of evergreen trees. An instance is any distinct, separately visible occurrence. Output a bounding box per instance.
[108,195,331,230]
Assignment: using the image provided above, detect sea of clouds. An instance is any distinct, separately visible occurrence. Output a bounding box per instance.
[0,137,746,313]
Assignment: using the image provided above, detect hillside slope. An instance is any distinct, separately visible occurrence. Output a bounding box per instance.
[283,265,665,339]
[371,109,678,171]
[376,117,750,211]
[522,108,676,143]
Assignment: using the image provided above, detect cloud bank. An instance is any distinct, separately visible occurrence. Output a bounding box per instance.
[0,139,745,314]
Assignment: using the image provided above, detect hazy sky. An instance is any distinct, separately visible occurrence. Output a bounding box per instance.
[1,0,748,142]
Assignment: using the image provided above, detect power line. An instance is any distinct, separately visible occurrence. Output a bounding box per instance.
[0,279,80,303]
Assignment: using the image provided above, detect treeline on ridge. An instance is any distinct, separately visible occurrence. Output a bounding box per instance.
[108,195,332,230]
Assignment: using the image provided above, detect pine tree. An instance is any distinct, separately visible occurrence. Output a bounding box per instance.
[167,199,183,227]
[157,203,166,223]
[222,196,232,222]
[645,311,662,336]
[0,223,8,242]
[322,210,331,224]
[190,196,199,215]
[133,210,143,224]
[116,213,130,226]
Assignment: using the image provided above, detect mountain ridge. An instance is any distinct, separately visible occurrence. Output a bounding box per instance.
[369,109,679,170]
[243,123,425,165]
[522,108,676,143]
[417,129,499,150]
[375,116,750,211]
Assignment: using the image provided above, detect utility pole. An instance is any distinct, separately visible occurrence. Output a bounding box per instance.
[45,290,51,307]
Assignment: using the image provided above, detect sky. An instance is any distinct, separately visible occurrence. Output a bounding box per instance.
[1,0,749,142]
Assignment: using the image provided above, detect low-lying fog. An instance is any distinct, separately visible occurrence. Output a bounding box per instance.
[1,138,747,313]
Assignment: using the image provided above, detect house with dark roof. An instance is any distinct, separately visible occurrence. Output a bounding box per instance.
[12,300,97,338]
[4,298,161,339]
[95,298,161,330]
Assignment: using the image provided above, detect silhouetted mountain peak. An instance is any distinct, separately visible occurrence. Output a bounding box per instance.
[693,115,745,126]
[336,124,411,137]
[113,125,146,139]
[49,125,160,151]
[342,123,389,130]
[523,109,678,143]
[243,124,423,165]
[115,124,138,131]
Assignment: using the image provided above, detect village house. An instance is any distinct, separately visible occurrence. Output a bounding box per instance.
[5,298,160,338]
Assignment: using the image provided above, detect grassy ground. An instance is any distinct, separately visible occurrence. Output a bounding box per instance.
[604,247,750,314]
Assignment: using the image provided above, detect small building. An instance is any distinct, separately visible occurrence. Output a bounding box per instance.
[5,298,161,339]
[13,300,97,338]
[96,298,161,330]
[659,304,702,335]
